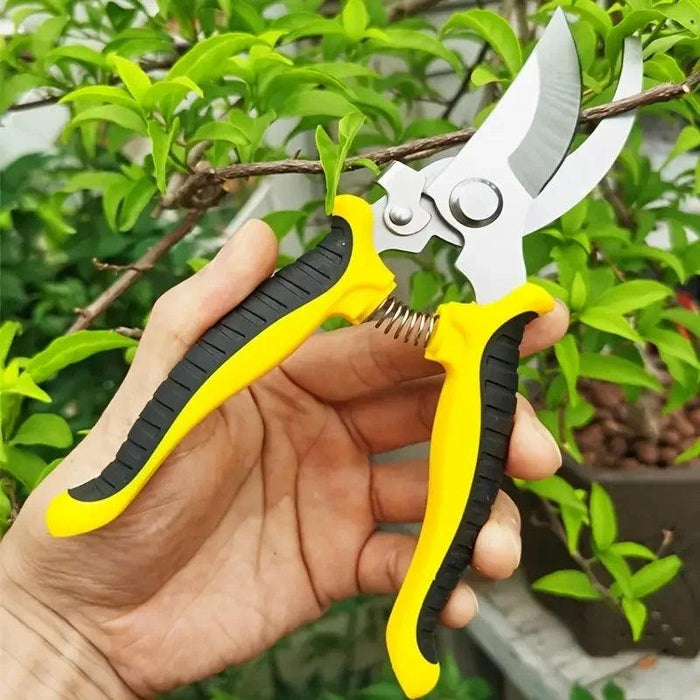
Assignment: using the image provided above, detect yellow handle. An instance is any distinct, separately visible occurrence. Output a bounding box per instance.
[46,195,395,537]
[387,282,554,698]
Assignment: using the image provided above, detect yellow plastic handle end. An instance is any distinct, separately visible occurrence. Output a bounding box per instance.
[387,282,554,698]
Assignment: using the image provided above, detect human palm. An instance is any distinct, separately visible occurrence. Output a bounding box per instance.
[0,220,566,697]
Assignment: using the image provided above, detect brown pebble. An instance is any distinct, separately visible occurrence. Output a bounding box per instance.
[635,441,659,465]
[620,457,641,470]
[613,403,629,422]
[603,418,627,437]
[688,407,700,428]
[659,446,679,466]
[663,429,682,446]
[590,382,625,408]
[597,407,614,422]
[582,450,598,465]
[675,414,696,439]
[577,423,605,450]
[609,435,628,458]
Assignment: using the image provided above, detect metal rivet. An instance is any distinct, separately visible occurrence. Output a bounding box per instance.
[388,206,413,226]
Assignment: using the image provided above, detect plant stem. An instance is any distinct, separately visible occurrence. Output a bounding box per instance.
[537,496,622,610]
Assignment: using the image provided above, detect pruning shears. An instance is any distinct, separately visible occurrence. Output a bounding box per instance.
[46,10,642,698]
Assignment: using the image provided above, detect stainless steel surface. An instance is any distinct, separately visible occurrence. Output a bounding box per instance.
[377,162,431,236]
[423,7,578,302]
[369,296,437,347]
[508,9,581,197]
[524,37,643,233]
[371,10,641,305]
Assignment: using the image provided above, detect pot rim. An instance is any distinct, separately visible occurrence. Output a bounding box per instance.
[562,454,700,483]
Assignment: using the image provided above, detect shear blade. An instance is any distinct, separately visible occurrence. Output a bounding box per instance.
[524,37,643,234]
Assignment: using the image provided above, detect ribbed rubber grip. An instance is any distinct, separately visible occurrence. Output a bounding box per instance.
[68,217,354,503]
[416,312,533,662]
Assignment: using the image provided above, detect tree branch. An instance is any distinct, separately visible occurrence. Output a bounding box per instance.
[168,73,700,209]
[68,71,699,330]
[68,209,204,332]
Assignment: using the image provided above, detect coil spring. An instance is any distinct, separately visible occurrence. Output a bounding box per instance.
[369,296,437,347]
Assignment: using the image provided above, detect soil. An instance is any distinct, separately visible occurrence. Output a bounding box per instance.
[574,381,700,470]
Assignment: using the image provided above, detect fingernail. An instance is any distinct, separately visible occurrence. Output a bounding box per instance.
[533,415,562,468]
[470,587,480,617]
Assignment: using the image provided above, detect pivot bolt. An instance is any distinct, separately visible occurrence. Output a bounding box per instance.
[448,178,503,228]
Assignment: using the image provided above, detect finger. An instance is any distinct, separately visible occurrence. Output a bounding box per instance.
[471,490,522,579]
[357,531,479,629]
[284,298,569,402]
[341,379,561,479]
[113,220,278,416]
[370,459,428,524]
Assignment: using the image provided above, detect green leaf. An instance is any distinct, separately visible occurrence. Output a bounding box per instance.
[118,178,157,231]
[11,413,72,449]
[645,327,700,368]
[315,111,365,214]
[602,682,626,700]
[262,210,306,241]
[609,542,657,561]
[47,45,109,69]
[342,0,368,42]
[63,171,127,193]
[664,0,700,35]
[282,89,355,119]
[0,446,47,491]
[599,550,633,598]
[569,271,587,311]
[615,245,686,283]
[622,597,647,642]
[167,33,263,83]
[60,85,141,111]
[532,570,602,600]
[109,54,152,103]
[570,687,596,700]
[579,309,643,343]
[366,27,462,74]
[578,353,662,391]
[190,121,249,145]
[514,475,587,513]
[27,331,137,384]
[471,64,504,88]
[140,77,203,114]
[544,0,612,37]
[665,126,700,166]
[70,105,147,136]
[591,280,673,315]
[561,503,587,556]
[0,489,10,534]
[606,10,664,63]
[589,482,617,551]
[629,555,682,599]
[0,322,21,368]
[103,177,135,231]
[554,335,580,403]
[410,270,441,311]
[148,120,177,193]
[675,437,700,465]
[442,9,522,75]
[2,373,51,403]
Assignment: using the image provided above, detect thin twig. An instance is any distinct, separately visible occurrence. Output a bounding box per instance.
[387,0,447,20]
[114,326,144,339]
[92,258,154,274]
[442,42,490,119]
[537,497,622,609]
[68,209,204,332]
[168,74,700,209]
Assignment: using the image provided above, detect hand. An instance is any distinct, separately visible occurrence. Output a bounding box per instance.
[0,220,568,697]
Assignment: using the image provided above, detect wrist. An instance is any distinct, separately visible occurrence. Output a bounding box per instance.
[0,567,139,700]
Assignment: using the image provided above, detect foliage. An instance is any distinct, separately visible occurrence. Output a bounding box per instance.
[570,681,626,700]
[517,477,683,641]
[161,597,493,700]
[0,0,698,691]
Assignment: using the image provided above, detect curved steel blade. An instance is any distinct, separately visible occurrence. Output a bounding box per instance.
[524,37,643,233]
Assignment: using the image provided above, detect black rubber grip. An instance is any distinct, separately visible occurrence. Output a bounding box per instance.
[415,312,535,663]
[69,216,354,502]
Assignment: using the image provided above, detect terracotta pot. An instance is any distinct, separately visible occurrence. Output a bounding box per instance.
[512,457,700,657]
